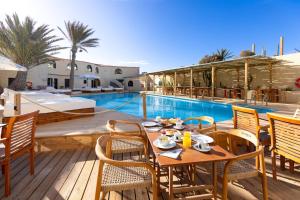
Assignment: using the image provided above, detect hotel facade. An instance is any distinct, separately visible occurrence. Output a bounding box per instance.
[0,57,142,91]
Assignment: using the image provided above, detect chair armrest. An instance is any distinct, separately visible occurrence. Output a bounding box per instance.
[107,120,143,135]
[0,138,7,145]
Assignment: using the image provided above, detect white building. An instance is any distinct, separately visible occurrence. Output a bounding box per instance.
[0,57,142,91]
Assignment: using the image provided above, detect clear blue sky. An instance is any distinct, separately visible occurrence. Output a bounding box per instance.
[1,0,300,72]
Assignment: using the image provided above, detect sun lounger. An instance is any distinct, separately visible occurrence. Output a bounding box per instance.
[81,87,102,93]
[101,86,114,92]
[2,89,96,124]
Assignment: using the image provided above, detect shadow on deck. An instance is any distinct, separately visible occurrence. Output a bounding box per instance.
[0,148,299,200]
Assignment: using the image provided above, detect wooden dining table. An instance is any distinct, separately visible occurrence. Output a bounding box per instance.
[145,129,235,200]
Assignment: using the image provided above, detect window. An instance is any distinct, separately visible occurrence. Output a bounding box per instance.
[128,80,133,87]
[95,67,99,74]
[65,79,70,88]
[47,78,53,86]
[8,78,15,86]
[67,63,78,70]
[115,68,122,74]
[48,61,56,69]
[87,65,92,72]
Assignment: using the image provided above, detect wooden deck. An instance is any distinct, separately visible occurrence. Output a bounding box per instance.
[1,148,300,200]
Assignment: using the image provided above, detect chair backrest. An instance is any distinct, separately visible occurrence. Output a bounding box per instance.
[106,120,143,136]
[232,105,259,135]
[212,129,260,154]
[183,116,215,130]
[267,113,300,163]
[3,111,39,155]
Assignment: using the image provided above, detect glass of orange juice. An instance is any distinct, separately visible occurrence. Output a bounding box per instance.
[183,131,192,148]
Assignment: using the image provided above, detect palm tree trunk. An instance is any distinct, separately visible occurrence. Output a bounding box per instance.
[70,48,77,90]
[8,71,28,91]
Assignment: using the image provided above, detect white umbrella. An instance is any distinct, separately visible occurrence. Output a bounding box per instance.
[0,55,27,71]
[79,74,100,87]
[79,74,100,79]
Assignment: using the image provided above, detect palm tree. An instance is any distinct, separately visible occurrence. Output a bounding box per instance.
[0,13,63,90]
[215,48,233,60]
[58,21,99,90]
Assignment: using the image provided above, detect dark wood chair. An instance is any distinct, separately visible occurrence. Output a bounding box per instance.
[1,111,39,196]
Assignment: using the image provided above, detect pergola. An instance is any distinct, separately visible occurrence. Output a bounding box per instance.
[145,55,282,103]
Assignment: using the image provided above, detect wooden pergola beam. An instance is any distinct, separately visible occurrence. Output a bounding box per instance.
[174,71,177,96]
[211,66,216,100]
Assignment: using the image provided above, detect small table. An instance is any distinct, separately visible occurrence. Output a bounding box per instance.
[145,130,235,200]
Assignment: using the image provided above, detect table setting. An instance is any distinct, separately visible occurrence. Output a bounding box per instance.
[142,116,215,159]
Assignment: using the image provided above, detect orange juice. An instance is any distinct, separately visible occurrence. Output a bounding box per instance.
[183,131,192,148]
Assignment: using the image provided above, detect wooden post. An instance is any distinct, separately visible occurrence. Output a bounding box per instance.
[244,60,249,103]
[280,36,284,56]
[163,73,166,95]
[0,105,4,123]
[14,93,21,115]
[153,75,156,93]
[236,67,240,85]
[269,63,273,89]
[190,69,193,98]
[174,71,177,96]
[145,74,148,91]
[142,93,147,120]
[211,66,215,100]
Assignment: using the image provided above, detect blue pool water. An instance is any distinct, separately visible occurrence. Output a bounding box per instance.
[78,93,273,122]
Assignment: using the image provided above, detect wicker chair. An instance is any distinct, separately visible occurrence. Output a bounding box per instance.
[182,116,216,134]
[1,111,39,196]
[106,120,148,159]
[267,113,300,180]
[232,105,270,147]
[95,136,157,200]
[210,129,268,200]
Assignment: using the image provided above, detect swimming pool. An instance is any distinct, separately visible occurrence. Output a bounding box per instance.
[78,93,273,122]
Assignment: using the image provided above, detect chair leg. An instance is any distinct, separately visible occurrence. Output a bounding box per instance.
[261,173,268,200]
[289,160,295,173]
[30,147,35,175]
[271,151,277,180]
[4,163,10,197]
[222,177,228,200]
[280,155,285,170]
[100,192,107,200]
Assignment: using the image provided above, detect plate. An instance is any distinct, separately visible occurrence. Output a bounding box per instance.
[153,139,177,149]
[142,121,159,127]
[146,127,162,132]
[191,134,214,143]
[173,125,185,130]
[193,144,212,152]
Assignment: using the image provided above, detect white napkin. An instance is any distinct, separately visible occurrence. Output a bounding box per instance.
[159,148,182,159]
